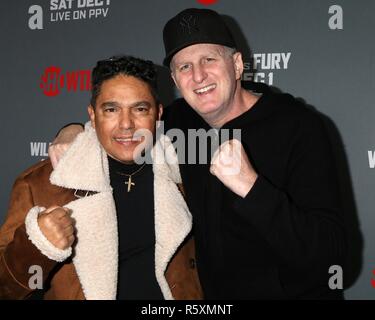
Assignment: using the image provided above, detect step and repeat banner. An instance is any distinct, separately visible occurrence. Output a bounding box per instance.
[0,0,374,299]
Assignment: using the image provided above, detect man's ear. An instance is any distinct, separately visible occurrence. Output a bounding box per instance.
[233,52,244,80]
[158,104,164,121]
[156,104,164,129]
[170,71,180,90]
[87,105,96,129]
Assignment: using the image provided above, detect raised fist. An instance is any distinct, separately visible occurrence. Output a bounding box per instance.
[37,206,75,250]
[210,139,258,198]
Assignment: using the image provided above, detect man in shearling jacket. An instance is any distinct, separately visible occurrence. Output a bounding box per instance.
[0,55,202,300]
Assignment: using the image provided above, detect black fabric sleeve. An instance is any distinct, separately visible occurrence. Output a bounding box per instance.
[233,113,347,270]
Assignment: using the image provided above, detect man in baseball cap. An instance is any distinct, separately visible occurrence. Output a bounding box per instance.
[161,8,346,300]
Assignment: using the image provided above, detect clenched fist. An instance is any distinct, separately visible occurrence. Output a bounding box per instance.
[210,139,258,198]
[38,206,75,250]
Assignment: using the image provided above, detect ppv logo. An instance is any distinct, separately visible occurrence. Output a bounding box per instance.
[39,66,91,97]
[28,1,112,30]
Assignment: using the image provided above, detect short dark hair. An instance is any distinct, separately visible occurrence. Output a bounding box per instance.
[90,55,159,107]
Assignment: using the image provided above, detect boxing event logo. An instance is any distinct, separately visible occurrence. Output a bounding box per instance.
[39,66,91,97]
[243,52,292,86]
[28,0,111,30]
[30,142,51,157]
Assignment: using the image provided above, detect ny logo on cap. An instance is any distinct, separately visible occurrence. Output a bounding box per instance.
[179,15,199,34]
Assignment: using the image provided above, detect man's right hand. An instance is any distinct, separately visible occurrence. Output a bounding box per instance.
[48,124,83,169]
[38,206,75,250]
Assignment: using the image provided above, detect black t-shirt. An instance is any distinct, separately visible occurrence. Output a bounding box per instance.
[108,156,163,300]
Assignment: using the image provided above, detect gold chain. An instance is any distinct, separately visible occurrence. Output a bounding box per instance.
[116,163,147,192]
[116,163,147,177]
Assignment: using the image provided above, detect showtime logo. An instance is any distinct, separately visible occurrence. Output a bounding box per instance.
[39,66,91,97]
[196,0,218,4]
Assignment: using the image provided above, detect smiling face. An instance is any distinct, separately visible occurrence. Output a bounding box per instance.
[171,43,243,125]
[88,74,163,164]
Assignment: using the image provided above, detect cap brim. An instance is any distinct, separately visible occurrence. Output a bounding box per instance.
[163,39,236,67]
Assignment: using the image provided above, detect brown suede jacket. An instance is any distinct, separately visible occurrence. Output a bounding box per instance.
[0,158,202,300]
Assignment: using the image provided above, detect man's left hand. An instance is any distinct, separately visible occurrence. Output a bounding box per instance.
[210,139,258,198]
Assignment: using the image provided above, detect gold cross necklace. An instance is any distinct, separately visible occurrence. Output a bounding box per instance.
[116,163,147,192]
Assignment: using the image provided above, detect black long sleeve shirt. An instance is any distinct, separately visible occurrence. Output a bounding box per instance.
[163,84,347,299]
[108,156,163,300]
